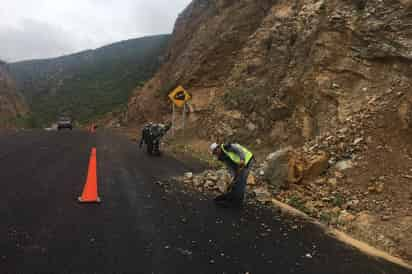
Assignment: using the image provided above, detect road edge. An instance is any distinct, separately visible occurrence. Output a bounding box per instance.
[270,198,412,271]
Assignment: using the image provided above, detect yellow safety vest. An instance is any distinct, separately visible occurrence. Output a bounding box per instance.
[221,144,254,165]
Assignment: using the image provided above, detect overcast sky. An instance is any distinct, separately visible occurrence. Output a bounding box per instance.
[0,0,192,62]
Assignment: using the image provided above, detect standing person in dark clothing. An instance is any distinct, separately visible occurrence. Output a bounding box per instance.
[139,122,153,153]
[210,142,254,207]
[139,122,171,156]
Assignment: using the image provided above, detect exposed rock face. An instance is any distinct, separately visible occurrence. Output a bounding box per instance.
[128,0,412,262]
[127,0,276,125]
[127,0,412,145]
[0,62,27,126]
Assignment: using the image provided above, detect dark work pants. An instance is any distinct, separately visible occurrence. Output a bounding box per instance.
[227,159,254,202]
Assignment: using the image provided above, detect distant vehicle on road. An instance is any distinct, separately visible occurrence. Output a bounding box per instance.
[44,123,58,131]
[57,117,73,130]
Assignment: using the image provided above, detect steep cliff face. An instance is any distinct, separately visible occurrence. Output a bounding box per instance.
[127,0,276,126]
[126,1,412,261]
[0,62,27,127]
[127,0,412,145]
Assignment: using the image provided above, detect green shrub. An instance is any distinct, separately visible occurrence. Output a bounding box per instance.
[288,195,310,214]
[331,193,345,207]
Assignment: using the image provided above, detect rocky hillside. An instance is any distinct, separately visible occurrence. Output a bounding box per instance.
[9,35,170,126]
[127,0,412,143]
[0,61,27,127]
[126,0,412,263]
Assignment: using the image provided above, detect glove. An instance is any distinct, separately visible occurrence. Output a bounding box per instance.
[239,160,245,168]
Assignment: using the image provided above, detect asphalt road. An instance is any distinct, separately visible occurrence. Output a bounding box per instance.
[0,130,410,274]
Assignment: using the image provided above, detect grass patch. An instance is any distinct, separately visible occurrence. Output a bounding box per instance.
[320,211,333,224]
[287,195,311,215]
[331,193,345,207]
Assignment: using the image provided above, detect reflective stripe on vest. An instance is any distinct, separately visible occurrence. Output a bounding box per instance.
[221,144,253,165]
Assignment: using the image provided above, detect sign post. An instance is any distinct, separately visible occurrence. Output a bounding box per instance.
[182,102,187,137]
[171,103,176,136]
[168,86,191,137]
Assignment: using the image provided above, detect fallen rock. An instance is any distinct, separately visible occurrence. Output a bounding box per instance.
[223,110,243,120]
[335,160,354,171]
[303,151,329,179]
[335,171,345,179]
[381,215,391,221]
[376,183,385,193]
[338,210,356,224]
[246,122,257,131]
[368,183,384,194]
[216,169,228,179]
[264,147,293,190]
[253,186,272,203]
[353,212,376,231]
[345,199,360,210]
[205,180,215,189]
[287,155,304,184]
[315,177,327,185]
[328,178,338,187]
[217,170,231,184]
[247,174,257,186]
[368,186,376,193]
[215,181,227,193]
[184,172,193,179]
[193,177,203,187]
[353,137,364,146]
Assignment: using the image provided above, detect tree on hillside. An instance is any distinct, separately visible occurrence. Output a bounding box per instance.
[9,35,170,126]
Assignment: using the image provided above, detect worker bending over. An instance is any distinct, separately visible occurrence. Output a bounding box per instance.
[210,142,254,208]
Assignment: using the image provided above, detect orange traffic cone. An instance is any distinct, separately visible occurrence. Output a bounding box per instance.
[78,148,101,203]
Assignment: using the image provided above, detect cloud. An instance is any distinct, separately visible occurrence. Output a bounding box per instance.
[0,0,192,62]
[0,19,78,62]
[133,0,191,34]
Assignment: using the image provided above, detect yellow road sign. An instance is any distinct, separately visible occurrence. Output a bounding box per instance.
[168,86,191,108]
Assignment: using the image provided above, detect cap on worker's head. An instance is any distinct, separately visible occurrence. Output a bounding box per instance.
[210,143,219,153]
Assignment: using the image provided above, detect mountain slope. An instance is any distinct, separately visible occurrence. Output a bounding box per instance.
[125,0,412,262]
[9,35,170,125]
[126,0,412,142]
[0,61,27,127]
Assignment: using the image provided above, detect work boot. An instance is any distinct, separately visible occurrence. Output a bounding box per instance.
[215,199,243,209]
[214,194,227,202]
[214,194,243,209]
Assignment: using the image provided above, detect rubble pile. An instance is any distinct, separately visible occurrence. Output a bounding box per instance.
[181,169,261,197]
[259,90,402,226]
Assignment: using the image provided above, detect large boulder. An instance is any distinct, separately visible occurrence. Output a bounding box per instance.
[263,148,330,190]
[263,147,293,190]
[303,151,330,179]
